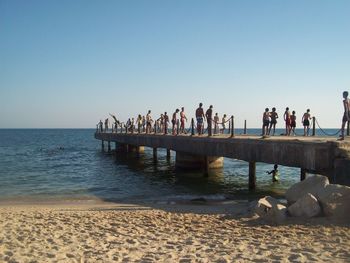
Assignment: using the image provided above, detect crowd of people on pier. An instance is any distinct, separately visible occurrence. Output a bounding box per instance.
[261,107,312,137]
[97,104,229,136]
[97,91,350,140]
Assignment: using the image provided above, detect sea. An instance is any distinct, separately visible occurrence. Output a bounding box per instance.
[0,128,340,204]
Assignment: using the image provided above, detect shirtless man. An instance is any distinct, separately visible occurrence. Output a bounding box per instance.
[172,109,180,135]
[164,112,169,135]
[302,109,311,136]
[213,113,219,134]
[221,114,227,134]
[290,111,297,136]
[146,110,153,134]
[195,103,205,135]
[104,118,109,132]
[262,108,270,136]
[268,107,278,136]
[283,107,291,136]
[180,107,188,134]
[205,105,213,136]
[341,91,350,140]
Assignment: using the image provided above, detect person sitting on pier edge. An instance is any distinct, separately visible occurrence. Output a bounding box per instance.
[268,107,278,136]
[302,109,311,136]
[262,108,270,136]
[290,111,297,136]
[146,110,153,134]
[221,114,227,134]
[340,91,350,140]
[214,113,219,134]
[172,109,180,135]
[266,164,279,182]
[284,107,291,136]
[206,105,213,136]
[180,107,188,134]
[164,112,169,135]
[195,103,205,135]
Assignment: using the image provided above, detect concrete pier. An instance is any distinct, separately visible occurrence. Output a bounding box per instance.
[96,132,350,187]
[175,152,223,170]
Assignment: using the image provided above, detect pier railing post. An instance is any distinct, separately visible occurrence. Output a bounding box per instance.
[249,161,256,190]
[312,117,316,136]
[230,115,234,137]
[300,168,306,181]
[347,122,350,136]
[191,118,195,136]
[244,120,247,135]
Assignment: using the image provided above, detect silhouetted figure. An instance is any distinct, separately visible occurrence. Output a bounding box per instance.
[302,109,311,136]
[262,108,270,136]
[268,107,278,136]
[284,107,291,136]
[340,91,350,140]
[195,103,205,135]
[180,107,188,134]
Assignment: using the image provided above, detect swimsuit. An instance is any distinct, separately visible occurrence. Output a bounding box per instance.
[303,119,310,126]
[197,117,203,124]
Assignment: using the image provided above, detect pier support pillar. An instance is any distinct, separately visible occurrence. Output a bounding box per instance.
[101,141,105,151]
[166,149,171,160]
[300,168,306,181]
[175,152,223,170]
[249,162,256,190]
[108,141,111,152]
[153,148,157,162]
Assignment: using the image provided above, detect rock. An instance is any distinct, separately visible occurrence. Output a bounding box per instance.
[285,175,329,204]
[317,184,350,220]
[254,196,287,224]
[287,193,321,218]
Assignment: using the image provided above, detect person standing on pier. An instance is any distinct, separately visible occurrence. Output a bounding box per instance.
[213,113,219,134]
[206,105,213,136]
[142,116,146,133]
[164,112,169,134]
[98,120,103,132]
[195,103,205,135]
[157,114,164,133]
[180,107,188,134]
[172,109,180,135]
[136,114,142,133]
[221,114,227,134]
[146,110,153,134]
[262,108,270,136]
[340,91,350,140]
[284,107,291,136]
[104,118,109,132]
[302,109,311,136]
[290,111,297,136]
[268,107,278,136]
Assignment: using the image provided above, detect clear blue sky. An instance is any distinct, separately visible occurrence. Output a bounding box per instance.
[1,0,349,128]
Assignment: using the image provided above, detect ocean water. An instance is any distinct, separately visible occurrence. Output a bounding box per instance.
[0,129,340,203]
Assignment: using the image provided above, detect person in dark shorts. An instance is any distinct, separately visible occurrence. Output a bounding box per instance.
[290,111,297,136]
[164,112,169,135]
[302,109,311,136]
[268,107,278,136]
[340,91,350,140]
[195,103,205,135]
[205,105,213,136]
[262,108,270,136]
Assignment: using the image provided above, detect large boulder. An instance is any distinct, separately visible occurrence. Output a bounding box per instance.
[287,193,321,218]
[285,175,329,204]
[317,184,350,220]
[254,196,287,224]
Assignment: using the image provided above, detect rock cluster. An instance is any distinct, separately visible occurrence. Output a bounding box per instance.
[253,175,350,224]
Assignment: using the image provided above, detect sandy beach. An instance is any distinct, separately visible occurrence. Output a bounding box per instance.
[0,200,349,263]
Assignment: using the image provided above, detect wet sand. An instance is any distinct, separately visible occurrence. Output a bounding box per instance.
[0,200,349,262]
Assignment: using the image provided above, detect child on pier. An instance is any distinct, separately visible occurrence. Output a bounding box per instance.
[266,164,279,182]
